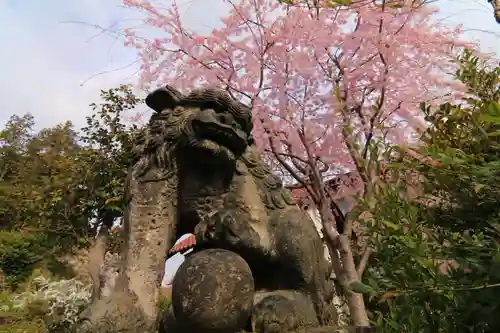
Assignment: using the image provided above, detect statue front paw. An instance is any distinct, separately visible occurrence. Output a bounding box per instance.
[193,219,210,244]
[211,210,249,248]
[195,210,242,247]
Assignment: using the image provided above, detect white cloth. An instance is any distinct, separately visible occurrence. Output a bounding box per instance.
[161,234,194,288]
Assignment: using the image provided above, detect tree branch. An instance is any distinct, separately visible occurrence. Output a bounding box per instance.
[356,246,373,278]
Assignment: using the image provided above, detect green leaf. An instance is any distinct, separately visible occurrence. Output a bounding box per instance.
[327,0,352,5]
[382,220,400,231]
[332,86,342,100]
[104,196,121,205]
[487,130,500,137]
[347,280,376,294]
[492,250,500,263]
[388,3,403,8]
[479,111,500,125]
[488,101,500,116]
[473,183,485,193]
[105,204,123,212]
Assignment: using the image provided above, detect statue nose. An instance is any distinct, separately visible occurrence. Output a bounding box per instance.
[195,109,235,127]
[216,113,235,126]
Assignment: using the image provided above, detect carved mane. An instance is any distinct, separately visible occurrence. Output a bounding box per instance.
[236,150,297,210]
[131,86,297,210]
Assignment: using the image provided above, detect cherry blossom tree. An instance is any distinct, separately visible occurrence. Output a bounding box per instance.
[122,0,473,326]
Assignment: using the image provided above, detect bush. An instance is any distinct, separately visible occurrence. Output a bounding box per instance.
[0,291,47,333]
[157,293,171,314]
[0,231,47,289]
[360,50,500,332]
[10,275,91,332]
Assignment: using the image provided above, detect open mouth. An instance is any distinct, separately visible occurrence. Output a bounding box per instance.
[192,120,247,154]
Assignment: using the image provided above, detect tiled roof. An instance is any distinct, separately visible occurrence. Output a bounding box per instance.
[287,148,435,206]
[289,186,308,201]
[288,172,363,206]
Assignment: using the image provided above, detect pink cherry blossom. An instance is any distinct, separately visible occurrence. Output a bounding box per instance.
[122,0,474,184]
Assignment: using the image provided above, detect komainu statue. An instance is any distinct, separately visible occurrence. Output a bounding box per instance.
[77,85,337,333]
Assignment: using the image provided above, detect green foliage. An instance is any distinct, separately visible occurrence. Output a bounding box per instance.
[362,182,500,332]
[360,49,500,332]
[0,291,47,333]
[0,232,47,289]
[346,280,376,295]
[79,84,140,236]
[157,294,171,313]
[0,84,141,288]
[0,116,94,250]
[419,49,500,237]
[0,274,90,333]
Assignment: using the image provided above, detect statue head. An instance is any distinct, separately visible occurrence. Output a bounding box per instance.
[140,86,254,169]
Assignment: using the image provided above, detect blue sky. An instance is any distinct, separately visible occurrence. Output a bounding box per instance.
[0,0,498,131]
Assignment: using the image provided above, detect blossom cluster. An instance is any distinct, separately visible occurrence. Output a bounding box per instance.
[122,0,474,169]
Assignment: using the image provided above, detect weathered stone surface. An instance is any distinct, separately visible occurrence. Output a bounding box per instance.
[145,85,336,332]
[171,249,254,333]
[251,290,319,333]
[77,290,149,333]
[77,85,337,333]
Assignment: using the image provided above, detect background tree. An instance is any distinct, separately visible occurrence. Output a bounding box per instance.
[360,50,500,332]
[0,114,35,229]
[122,0,472,325]
[0,85,140,291]
[79,84,140,300]
[0,115,93,287]
[0,85,141,333]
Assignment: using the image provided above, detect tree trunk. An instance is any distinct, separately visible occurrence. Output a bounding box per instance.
[87,223,110,302]
[337,234,370,326]
[317,199,370,327]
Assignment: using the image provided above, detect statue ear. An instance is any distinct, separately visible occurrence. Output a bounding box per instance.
[145,85,184,113]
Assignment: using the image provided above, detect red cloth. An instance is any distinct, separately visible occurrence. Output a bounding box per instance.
[168,234,196,255]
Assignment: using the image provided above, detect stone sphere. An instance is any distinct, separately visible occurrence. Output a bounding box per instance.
[171,248,255,333]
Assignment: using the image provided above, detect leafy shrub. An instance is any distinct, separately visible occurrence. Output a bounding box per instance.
[0,291,47,333]
[0,231,47,288]
[11,275,91,332]
[157,293,171,314]
[360,50,500,332]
